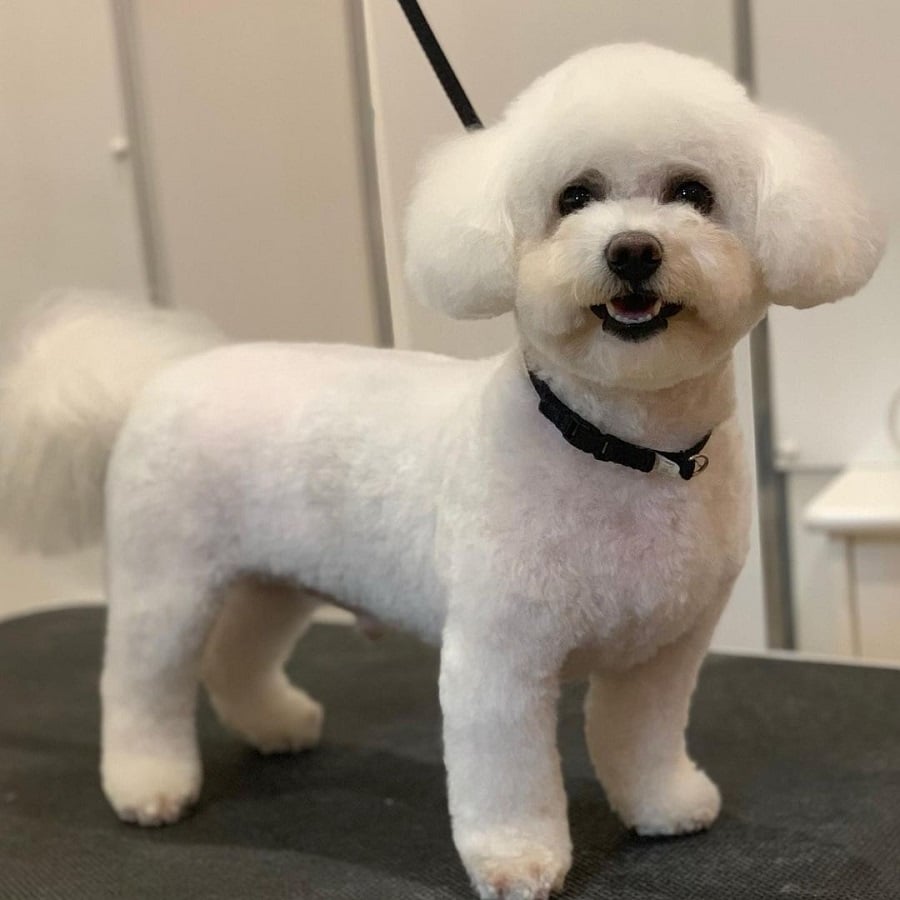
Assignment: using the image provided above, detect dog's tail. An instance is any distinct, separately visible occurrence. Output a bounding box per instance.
[0,291,224,553]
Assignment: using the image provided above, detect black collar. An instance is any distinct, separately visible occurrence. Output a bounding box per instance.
[528,372,711,481]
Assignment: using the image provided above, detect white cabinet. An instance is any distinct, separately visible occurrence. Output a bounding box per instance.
[806,469,900,662]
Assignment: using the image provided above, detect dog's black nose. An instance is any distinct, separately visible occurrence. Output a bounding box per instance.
[605,232,663,283]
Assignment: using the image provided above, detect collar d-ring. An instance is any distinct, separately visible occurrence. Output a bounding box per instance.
[690,454,710,476]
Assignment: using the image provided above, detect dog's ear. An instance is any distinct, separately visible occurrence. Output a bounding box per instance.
[755,113,885,309]
[404,127,515,319]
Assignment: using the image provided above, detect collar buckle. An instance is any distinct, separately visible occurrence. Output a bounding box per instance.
[653,454,683,479]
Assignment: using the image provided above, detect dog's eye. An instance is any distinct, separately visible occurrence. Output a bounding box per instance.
[558,184,599,217]
[667,180,714,215]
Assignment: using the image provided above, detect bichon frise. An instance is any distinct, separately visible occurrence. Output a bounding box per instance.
[0,44,884,900]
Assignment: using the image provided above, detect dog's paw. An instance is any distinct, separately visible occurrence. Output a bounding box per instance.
[460,832,570,900]
[250,688,324,755]
[619,765,721,837]
[102,752,201,827]
[212,683,324,755]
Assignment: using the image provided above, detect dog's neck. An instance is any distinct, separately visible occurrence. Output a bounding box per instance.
[519,343,736,451]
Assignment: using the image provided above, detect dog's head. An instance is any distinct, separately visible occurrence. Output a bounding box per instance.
[405,44,885,389]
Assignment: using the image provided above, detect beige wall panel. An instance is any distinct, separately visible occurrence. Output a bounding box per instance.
[133,0,382,344]
[0,0,144,616]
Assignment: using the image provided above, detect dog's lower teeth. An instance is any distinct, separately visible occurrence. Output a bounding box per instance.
[609,301,662,325]
[611,310,654,324]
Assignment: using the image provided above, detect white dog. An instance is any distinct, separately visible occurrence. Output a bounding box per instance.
[0,44,883,900]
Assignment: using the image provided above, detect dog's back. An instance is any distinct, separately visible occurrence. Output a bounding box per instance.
[105,340,494,641]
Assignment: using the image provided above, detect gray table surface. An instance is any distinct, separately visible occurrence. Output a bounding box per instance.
[1,607,898,899]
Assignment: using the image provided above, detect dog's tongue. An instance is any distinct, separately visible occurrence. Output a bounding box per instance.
[609,294,661,323]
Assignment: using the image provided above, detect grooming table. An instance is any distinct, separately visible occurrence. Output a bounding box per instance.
[0,608,898,899]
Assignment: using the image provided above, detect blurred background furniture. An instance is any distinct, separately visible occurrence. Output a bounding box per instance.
[806,468,900,661]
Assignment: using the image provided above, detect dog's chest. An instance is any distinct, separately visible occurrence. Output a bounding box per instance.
[451,419,749,664]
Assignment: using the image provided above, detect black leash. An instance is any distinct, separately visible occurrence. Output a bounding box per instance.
[529,373,711,480]
[396,0,483,130]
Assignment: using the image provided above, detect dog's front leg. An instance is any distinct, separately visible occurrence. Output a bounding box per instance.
[440,618,571,900]
[584,600,724,836]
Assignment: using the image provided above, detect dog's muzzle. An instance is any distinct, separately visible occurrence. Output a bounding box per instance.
[593,232,680,341]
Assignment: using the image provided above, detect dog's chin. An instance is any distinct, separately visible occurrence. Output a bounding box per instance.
[590,293,682,343]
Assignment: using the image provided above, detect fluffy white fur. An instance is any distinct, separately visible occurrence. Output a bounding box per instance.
[0,45,884,900]
[0,291,222,552]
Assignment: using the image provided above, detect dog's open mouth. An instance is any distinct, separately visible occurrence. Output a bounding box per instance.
[590,293,682,342]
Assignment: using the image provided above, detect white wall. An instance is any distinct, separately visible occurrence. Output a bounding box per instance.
[0,0,146,322]
[363,0,767,650]
[131,0,384,345]
[754,0,900,469]
[0,0,147,618]
[753,0,900,655]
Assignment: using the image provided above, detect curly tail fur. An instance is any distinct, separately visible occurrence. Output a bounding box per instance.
[0,291,224,553]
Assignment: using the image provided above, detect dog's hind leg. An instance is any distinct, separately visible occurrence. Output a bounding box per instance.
[201,578,324,754]
[100,558,224,827]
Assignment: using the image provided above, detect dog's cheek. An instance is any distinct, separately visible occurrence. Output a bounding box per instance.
[516,242,591,337]
[662,227,757,331]
[697,234,757,330]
